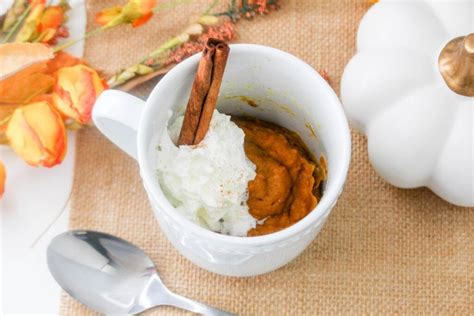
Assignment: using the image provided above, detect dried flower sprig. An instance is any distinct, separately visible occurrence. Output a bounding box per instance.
[106,1,220,88]
[107,15,232,88]
[15,0,70,44]
[112,20,235,91]
[108,0,280,89]
[36,1,70,44]
[1,0,71,45]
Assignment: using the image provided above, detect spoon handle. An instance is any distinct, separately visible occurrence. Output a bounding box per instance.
[163,292,236,316]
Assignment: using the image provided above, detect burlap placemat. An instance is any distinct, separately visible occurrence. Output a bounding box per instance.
[61,0,474,314]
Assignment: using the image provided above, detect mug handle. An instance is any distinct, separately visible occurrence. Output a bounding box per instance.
[92,90,145,160]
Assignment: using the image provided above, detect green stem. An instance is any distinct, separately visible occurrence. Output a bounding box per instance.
[1,3,32,44]
[147,36,183,60]
[53,25,108,52]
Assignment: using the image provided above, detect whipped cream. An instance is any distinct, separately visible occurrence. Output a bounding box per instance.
[156,110,256,236]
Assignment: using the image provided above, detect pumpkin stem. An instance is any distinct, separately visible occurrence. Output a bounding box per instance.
[438,33,474,97]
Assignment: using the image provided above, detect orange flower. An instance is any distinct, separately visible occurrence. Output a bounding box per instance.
[6,101,67,167]
[95,0,157,28]
[36,4,68,44]
[0,160,5,198]
[39,6,65,31]
[14,0,69,44]
[53,65,107,124]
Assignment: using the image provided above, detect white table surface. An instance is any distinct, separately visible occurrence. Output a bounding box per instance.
[0,1,86,314]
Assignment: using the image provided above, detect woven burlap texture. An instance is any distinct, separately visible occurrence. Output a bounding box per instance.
[61,1,474,315]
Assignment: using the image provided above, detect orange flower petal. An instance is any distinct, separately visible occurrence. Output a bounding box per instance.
[36,4,70,44]
[38,6,65,32]
[0,61,54,105]
[131,12,153,28]
[6,101,67,167]
[37,28,57,43]
[95,6,122,26]
[47,51,85,74]
[53,65,106,124]
[0,160,5,198]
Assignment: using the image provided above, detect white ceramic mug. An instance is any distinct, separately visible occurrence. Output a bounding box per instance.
[92,44,351,277]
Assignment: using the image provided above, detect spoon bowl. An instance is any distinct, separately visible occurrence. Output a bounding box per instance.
[47,230,234,315]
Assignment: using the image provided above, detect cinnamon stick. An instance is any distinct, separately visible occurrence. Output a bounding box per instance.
[177,38,230,146]
[194,40,230,144]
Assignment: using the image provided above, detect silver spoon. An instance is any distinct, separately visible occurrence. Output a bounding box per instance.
[47,230,235,315]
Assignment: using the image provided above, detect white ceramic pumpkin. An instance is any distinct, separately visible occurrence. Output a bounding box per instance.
[341,0,473,207]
